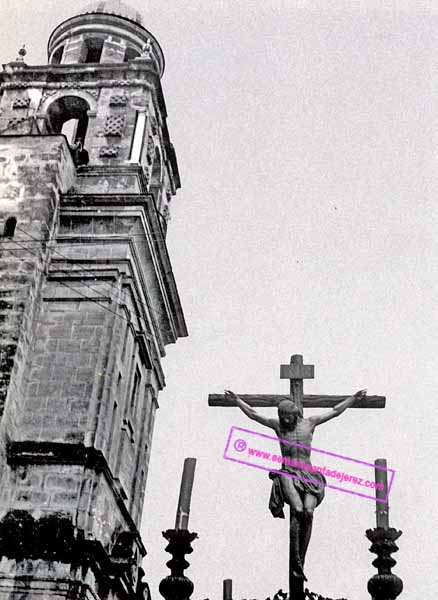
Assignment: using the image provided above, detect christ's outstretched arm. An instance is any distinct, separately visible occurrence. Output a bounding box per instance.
[308,389,367,427]
[224,390,277,429]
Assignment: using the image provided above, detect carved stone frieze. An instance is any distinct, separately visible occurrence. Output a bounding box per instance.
[0,510,77,562]
[7,116,27,128]
[0,509,145,596]
[104,115,126,137]
[110,93,129,107]
[146,135,154,165]
[131,91,148,108]
[99,145,120,158]
[40,86,100,105]
[12,96,30,109]
[150,115,158,135]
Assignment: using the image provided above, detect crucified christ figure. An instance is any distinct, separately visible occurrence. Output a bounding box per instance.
[224,388,367,582]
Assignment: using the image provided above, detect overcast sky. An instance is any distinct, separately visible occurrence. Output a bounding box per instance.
[1,1,437,599]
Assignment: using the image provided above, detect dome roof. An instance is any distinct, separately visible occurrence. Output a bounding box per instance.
[79,1,143,26]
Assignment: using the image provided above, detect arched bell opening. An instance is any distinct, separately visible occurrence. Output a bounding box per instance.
[82,37,105,63]
[46,95,90,146]
[124,46,140,62]
[51,45,64,65]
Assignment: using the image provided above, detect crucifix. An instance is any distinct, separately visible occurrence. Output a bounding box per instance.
[209,354,385,600]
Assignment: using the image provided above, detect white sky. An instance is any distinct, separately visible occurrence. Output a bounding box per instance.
[1,1,437,599]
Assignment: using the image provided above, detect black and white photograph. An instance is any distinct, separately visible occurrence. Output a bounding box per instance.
[0,1,436,599]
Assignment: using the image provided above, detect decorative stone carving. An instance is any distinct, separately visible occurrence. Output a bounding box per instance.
[163,205,171,223]
[40,89,58,104]
[1,80,151,92]
[111,530,136,560]
[0,510,76,562]
[131,91,148,109]
[40,86,100,105]
[141,39,152,58]
[99,145,120,158]
[15,45,27,63]
[104,115,125,137]
[146,135,154,165]
[1,82,29,90]
[150,115,158,135]
[12,96,30,109]
[110,93,128,107]
[81,87,100,100]
[7,116,27,128]
[0,510,35,560]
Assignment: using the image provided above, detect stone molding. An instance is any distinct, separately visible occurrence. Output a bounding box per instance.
[0,510,149,598]
[6,441,146,556]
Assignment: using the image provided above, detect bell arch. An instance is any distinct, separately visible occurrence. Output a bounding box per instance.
[45,95,92,146]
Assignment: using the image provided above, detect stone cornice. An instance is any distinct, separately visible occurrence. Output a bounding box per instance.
[6,441,146,557]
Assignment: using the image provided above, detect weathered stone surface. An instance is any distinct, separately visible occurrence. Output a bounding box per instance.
[0,137,75,418]
[0,4,186,600]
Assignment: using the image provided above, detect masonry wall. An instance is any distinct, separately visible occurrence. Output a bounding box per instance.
[0,15,185,598]
[0,136,75,424]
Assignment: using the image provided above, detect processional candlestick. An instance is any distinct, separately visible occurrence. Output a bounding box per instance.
[366,458,402,600]
[159,458,198,600]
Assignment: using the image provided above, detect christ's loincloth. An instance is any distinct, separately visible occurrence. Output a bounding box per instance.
[268,466,326,518]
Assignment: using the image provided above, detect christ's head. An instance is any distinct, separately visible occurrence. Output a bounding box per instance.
[277,400,300,430]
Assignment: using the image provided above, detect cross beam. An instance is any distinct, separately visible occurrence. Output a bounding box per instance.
[208,394,386,408]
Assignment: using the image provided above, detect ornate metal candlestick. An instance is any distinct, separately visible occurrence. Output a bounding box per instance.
[366,527,403,600]
[159,529,198,600]
[366,459,402,600]
[159,458,198,600]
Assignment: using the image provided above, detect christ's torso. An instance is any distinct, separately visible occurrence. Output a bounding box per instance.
[275,417,314,464]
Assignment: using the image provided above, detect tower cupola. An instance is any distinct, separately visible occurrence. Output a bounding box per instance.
[48,0,165,76]
[0,0,181,230]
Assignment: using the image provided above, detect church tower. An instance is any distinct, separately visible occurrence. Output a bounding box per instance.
[0,2,187,598]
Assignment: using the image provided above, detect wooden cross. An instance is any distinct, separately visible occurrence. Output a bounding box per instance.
[209,354,386,600]
[209,354,386,412]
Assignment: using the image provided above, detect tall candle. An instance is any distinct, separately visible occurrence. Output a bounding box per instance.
[374,458,389,529]
[175,458,197,530]
[223,579,232,600]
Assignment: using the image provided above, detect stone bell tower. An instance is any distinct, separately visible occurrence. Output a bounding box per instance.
[0,1,187,598]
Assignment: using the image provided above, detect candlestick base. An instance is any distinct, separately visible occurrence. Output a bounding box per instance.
[365,527,403,600]
[159,529,198,600]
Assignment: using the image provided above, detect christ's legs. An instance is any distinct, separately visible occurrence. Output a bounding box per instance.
[280,476,307,580]
[299,493,317,565]
[280,475,303,513]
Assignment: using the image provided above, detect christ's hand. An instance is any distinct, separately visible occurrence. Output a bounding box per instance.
[309,388,368,427]
[224,389,277,430]
[224,389,238,402]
